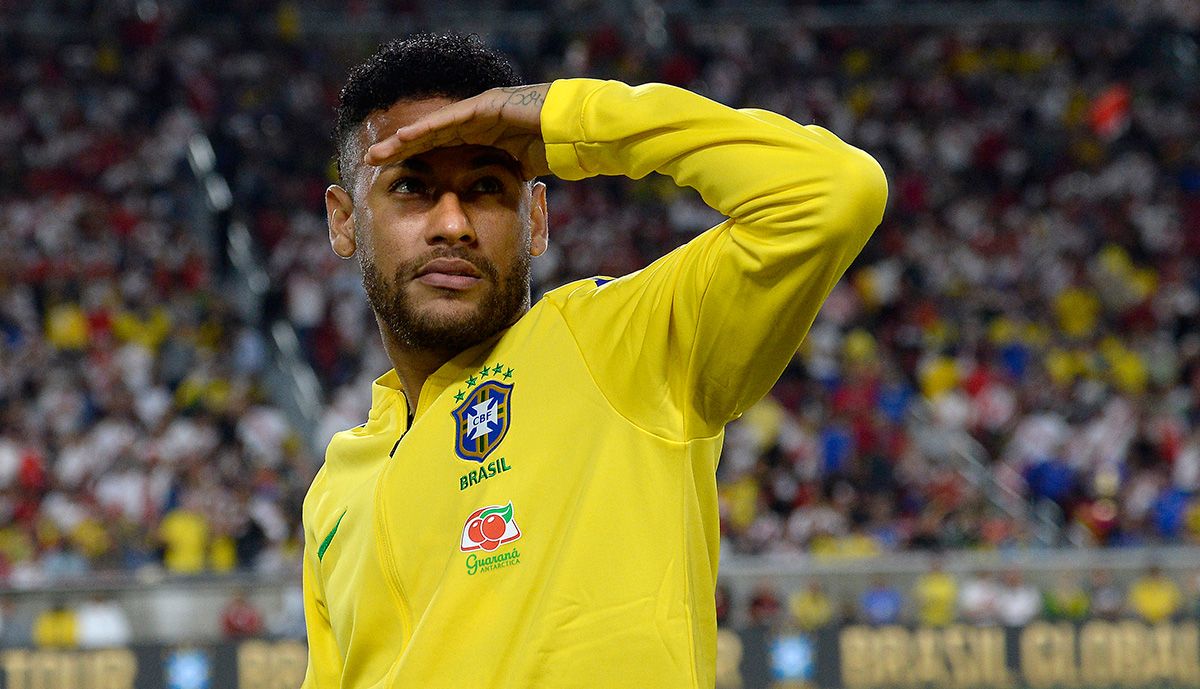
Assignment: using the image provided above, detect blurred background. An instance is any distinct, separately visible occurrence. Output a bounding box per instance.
[1,0,1199,687]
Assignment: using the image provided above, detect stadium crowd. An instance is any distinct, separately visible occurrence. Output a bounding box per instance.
[0,2,317,589]
[735,562,1200,631]
[1,0,1199,600]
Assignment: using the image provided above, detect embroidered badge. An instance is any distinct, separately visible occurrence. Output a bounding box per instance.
[451,379,512,462]
[460,502,522,553]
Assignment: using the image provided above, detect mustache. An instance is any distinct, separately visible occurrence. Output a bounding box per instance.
[398,248,498,282]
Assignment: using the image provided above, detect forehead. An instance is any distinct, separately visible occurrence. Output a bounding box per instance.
[359,96,455,150]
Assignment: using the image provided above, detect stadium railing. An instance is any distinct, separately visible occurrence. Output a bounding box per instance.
[3,545,1200,644]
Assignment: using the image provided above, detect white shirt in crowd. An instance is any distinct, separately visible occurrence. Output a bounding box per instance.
[76,598,132,648]
[995,576,1043,627]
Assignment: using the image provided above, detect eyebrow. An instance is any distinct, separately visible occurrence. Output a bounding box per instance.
[385,158,432,174]
[382,151,523,177]
[469,152,523,177]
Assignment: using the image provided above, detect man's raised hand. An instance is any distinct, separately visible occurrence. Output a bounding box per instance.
[364,84,552,179]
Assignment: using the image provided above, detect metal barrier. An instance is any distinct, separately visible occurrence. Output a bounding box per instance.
[718,545,1200,614]
[4,546,1200,646]
[186,128,324,448]
[906,399,1066,548]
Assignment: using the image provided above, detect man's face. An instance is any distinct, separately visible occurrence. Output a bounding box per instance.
[326,97,548,354]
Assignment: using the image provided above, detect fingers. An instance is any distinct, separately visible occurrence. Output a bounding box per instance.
[364,99,488,165]
[362,84,549,167]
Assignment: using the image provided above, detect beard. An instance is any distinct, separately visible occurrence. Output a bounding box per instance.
[360,244,531,353]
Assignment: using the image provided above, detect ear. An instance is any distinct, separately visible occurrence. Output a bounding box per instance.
[529,181,548,257]
[326,185,356,259]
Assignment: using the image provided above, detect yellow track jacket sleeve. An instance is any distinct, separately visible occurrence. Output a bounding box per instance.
[542,79,888,440]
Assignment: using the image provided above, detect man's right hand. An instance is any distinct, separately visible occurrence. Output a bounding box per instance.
[363,83,552,180]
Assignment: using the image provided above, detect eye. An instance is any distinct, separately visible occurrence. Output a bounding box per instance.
[470,176,504,194]
[389,177,428,195]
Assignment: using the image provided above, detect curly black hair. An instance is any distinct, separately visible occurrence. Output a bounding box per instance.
[334,33,521,187]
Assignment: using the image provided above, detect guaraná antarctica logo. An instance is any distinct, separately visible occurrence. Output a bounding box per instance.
[460,501,522,576]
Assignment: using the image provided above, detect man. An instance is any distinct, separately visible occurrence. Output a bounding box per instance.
[992,568,1041,627]
[859,574,904,626]
[303,33,886,688]
[912,556,958,627]
[1127,563,1183,623]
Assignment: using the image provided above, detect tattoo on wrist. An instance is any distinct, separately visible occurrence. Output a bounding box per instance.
[501,87,544,108]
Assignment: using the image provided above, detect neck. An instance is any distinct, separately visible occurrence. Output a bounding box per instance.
[374,306,527,414]
[379,328,457,415]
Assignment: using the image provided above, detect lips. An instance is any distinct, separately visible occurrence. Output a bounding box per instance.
[415,257,483,290]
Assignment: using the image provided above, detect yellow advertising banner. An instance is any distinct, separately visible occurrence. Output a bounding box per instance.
[837,621,1200,689]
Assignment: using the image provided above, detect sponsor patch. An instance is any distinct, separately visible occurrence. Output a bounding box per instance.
[460,501,522,553]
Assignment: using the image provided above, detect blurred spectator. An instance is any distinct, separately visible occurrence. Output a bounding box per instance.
[959,569,1000,624]
[76,594,132,648]
[994,569,1042,627]
[1187,572,1200,619]
[158,505,210,574]
[714,584,744,689]
[210,530,238,573]
[913,559,958,627]
[747,586,782,628]
[788,580,835,631]
[1044,573,1091,622]
[858,575,904,626]
[32,601,77,649]
[1088,569,1126,621]
[741,585,782,689]
[269,584,308,640]
[716,584,732,628]
[1127,564,1183,623]
[37,531,90,583]
[220,589,264,639]
[0,596,11,645]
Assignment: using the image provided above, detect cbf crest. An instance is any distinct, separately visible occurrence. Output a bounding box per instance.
[452,380,513,462]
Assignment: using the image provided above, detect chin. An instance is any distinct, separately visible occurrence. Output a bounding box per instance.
[375,269,527,352]
[419,297,487,325]
[396,304,496,351]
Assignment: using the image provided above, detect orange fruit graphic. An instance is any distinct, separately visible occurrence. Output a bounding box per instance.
[467,519,485,544]
[481,514,506,541]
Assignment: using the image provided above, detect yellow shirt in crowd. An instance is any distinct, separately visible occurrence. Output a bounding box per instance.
[914,570,959,627]
[159,508,209,574]
[32,608,78,649]
[1128,574,1182,623]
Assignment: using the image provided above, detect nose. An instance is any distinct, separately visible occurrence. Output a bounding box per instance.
[425,191,476,246]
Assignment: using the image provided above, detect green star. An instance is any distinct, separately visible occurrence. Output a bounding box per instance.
[492,363,505,375]
[466,376,478,388]
[454,390,465,402]
[503,367,514,379]
[479,365,491,378]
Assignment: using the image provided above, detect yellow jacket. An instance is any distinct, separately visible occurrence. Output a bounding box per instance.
[302,78,886,689]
